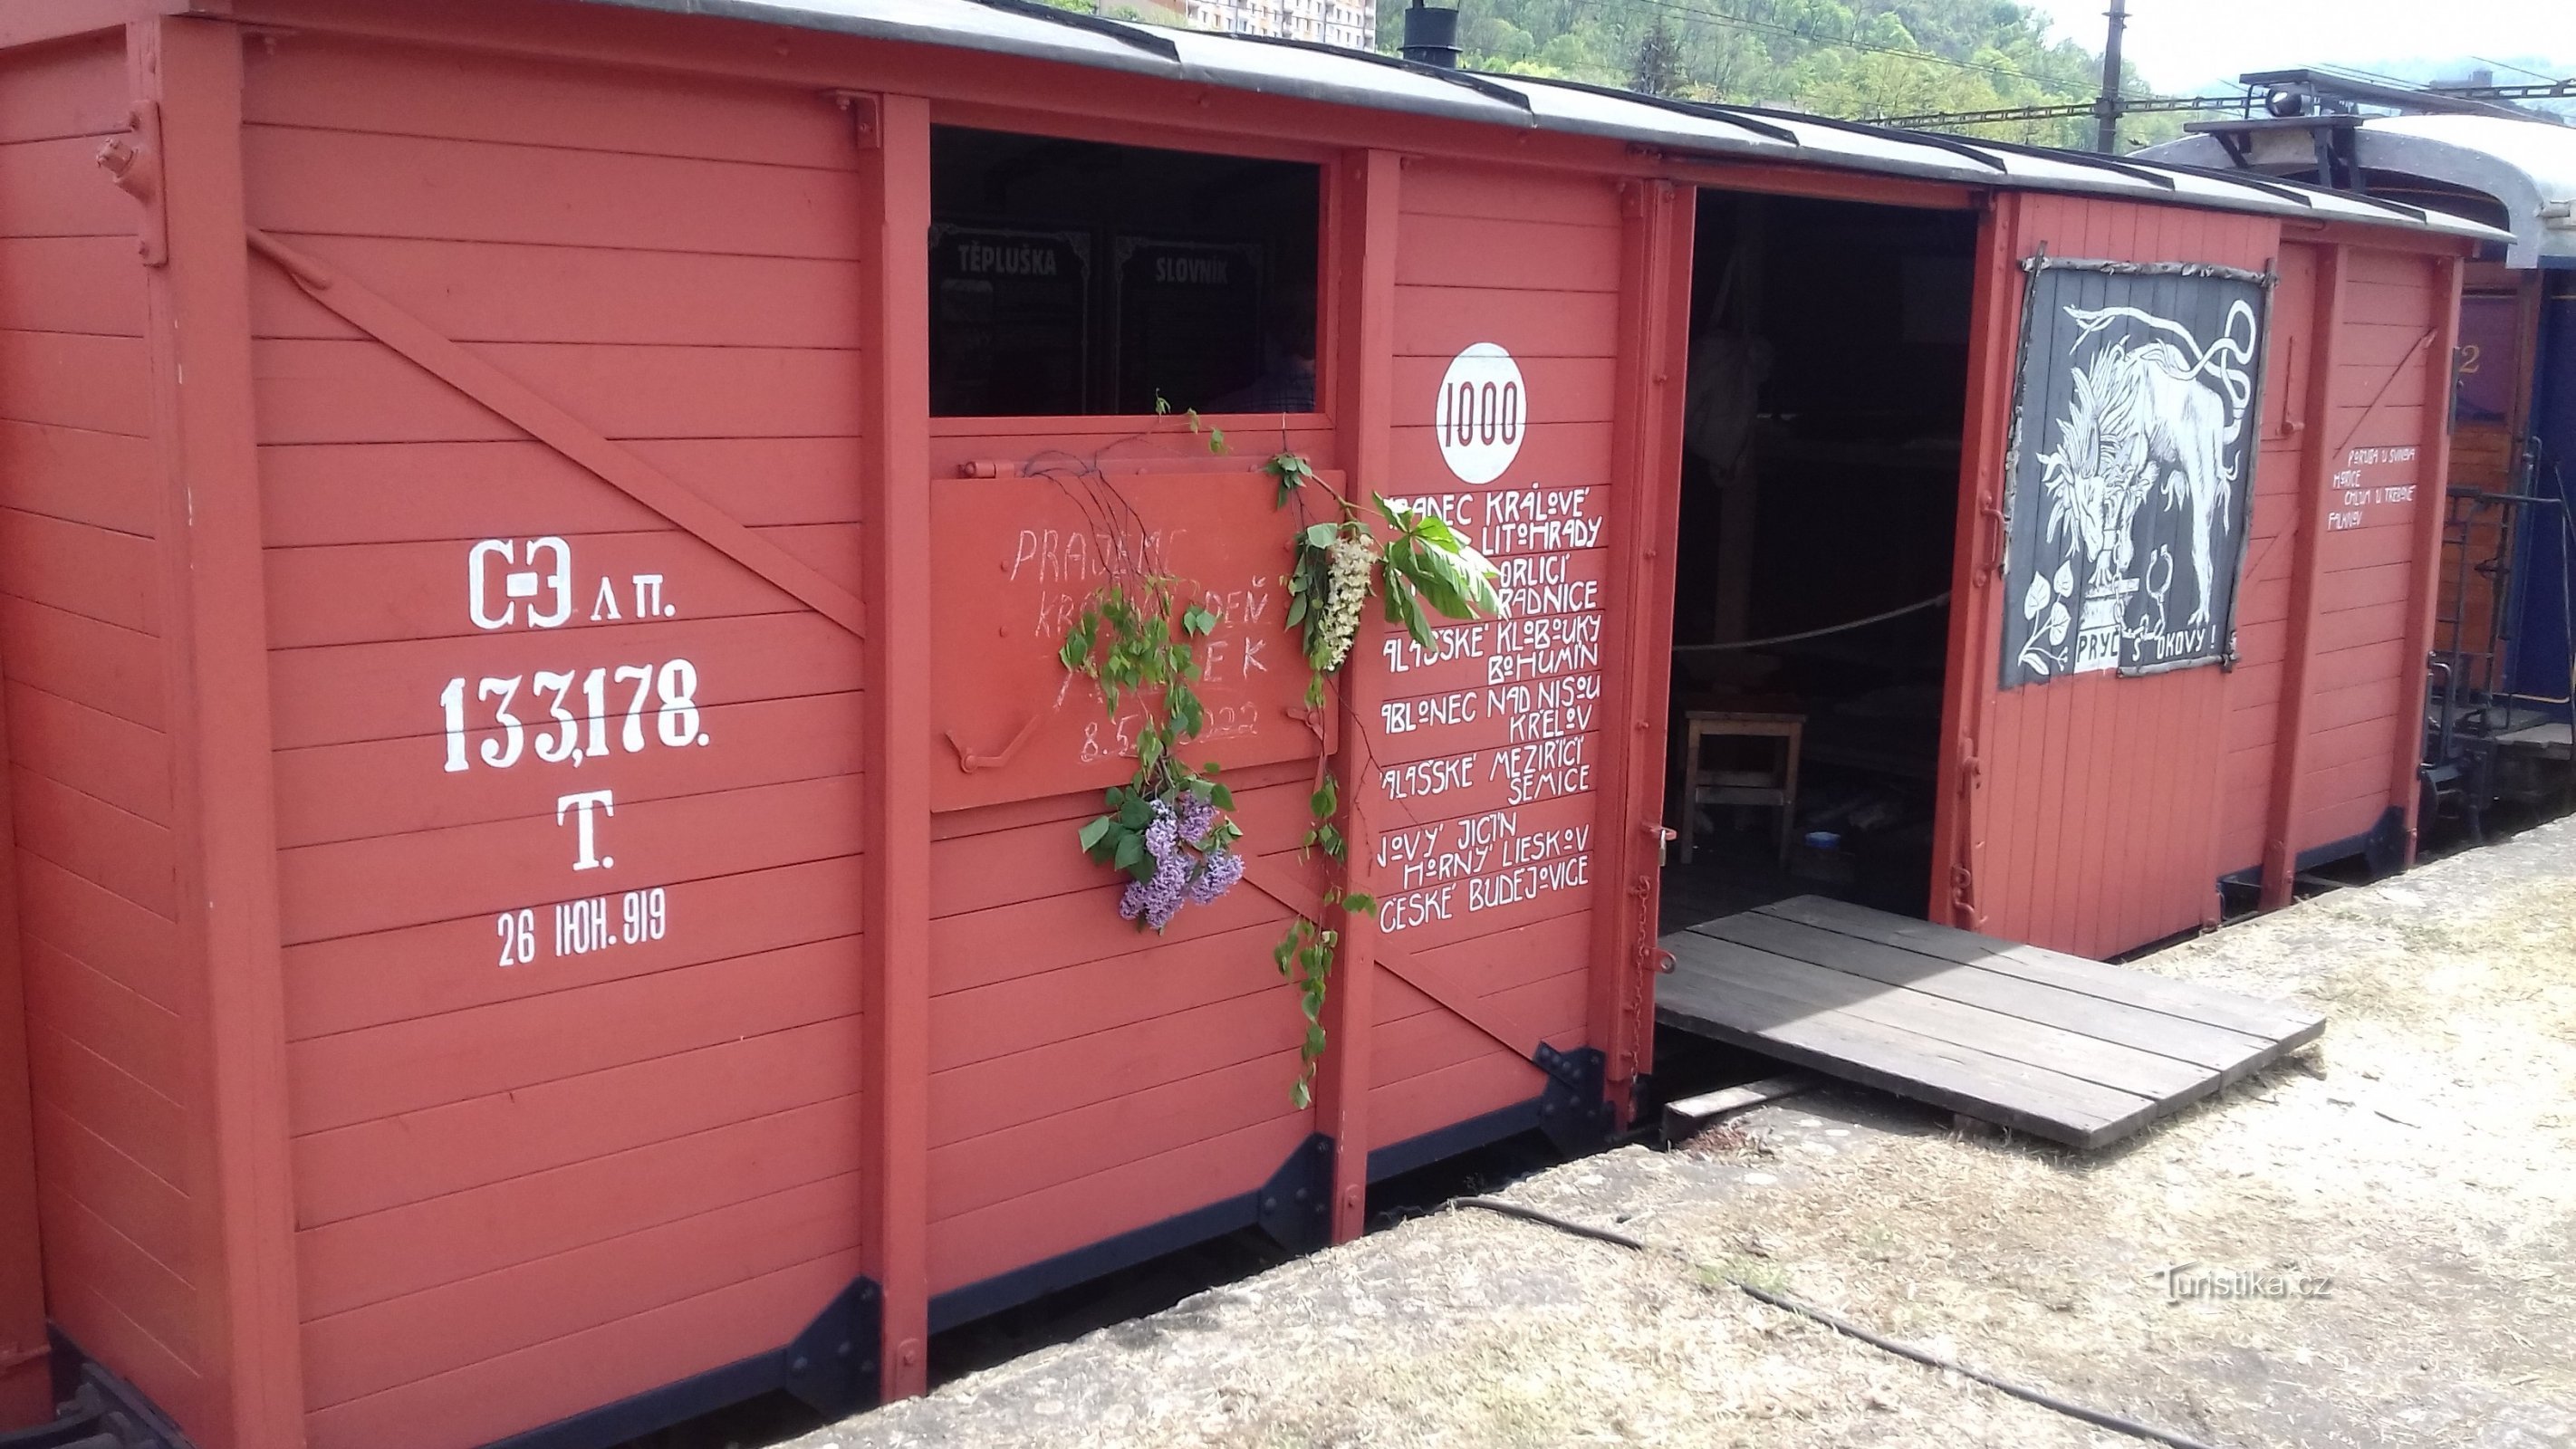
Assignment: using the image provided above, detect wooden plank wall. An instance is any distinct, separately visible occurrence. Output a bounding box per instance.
[918,771,1314,1297]
[1362,160,1618,1141]
[238,37,873,1449]
[2214,245,2321,875]
[1971,196,2278,958]
[2288,245,2442,852]
[913,336,1337,1296]
[0,29,221,1434]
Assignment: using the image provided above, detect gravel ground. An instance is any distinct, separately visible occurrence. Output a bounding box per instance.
[795,818,2576,1449]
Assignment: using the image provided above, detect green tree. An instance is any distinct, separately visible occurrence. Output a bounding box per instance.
[1633,17,1686,97]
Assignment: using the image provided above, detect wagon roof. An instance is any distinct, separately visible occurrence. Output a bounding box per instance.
[575,0,2503,242]
[2141,115,2576,267]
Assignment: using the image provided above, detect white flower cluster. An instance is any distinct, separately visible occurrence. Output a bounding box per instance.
[1313,533,1378,673]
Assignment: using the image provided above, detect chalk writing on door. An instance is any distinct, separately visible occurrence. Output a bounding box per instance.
[2325,446,2420,532]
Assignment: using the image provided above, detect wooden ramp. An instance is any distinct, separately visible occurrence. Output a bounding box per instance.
[1656,896,2324,1148]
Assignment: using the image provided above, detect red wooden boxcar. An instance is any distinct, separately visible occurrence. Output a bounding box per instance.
[0,3,2489,1447]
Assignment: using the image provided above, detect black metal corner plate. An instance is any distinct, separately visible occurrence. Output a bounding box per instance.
[1254,1132,1335,1254]
[483,1273,883,1449]
[1532,1043,1613,1154]
[2361,805,2410,878]
[781,1276,883,1423]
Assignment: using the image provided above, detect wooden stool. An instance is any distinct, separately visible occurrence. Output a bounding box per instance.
[1677,709,1804,865]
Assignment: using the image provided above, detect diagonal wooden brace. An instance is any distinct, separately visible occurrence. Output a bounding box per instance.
[245,228,868,638]
[1242,857,1546,1072]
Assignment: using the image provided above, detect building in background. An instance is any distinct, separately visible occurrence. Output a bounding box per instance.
[1182,0,1374,51]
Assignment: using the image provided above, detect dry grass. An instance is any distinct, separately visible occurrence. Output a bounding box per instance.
[801,819,2576,1449]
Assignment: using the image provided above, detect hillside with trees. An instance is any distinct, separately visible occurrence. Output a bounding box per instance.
[1372,0,2187,148]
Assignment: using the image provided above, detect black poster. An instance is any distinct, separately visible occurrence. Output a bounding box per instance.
[929,225,1091,417]
[1113,238,1265,415]
[1999,259,2272,687]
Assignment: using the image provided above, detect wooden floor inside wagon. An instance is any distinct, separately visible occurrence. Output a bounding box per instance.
[1656,896,2325,1148]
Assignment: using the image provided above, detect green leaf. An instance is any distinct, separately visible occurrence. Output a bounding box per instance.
[1180,604,1217,637]
[1112,832,1145,872]
[1077,816,1113,852]
[1341,892,1376,915]
[1291,1080,1312,1109]
[1209,783,1235,810]
[1303,522,1341,549]
[1304,1024,1328,1057]
[1310,774,1339,819]
[1207,427,1226,454]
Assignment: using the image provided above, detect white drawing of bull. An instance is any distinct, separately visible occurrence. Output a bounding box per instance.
[2035,297,2258,629]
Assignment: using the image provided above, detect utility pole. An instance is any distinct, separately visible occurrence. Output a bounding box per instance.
[2095,0,2129,152]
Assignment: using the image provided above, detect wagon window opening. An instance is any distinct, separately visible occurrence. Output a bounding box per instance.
[928,125,1322,418]
[1660,193,1978,930]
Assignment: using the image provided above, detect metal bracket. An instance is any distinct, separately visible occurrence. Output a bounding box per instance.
[1254,1134,1334,1254]
[93,101,167,266]
[781,1277,883,1423]
[1532,1044,1613,1154]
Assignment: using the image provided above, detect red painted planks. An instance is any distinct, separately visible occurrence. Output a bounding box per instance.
[1398,164,1619,226]
[1389,419,1613,487]
[251,338,865,447]
[4,683,169,825]
[305,1250,862,1449]
[1395,214,1623,292]
[0,509,159,635]
[259,437,869,548]
[0,34,130,146]
[243,126,868,260]
[250,236,867,350]
[930,988,1302,1150]
[15,855,181,1019]
[25,1025,185,1192]
[30,1101,191,1277]
[0,420,159,538]
[292,1012,864,1225]
[0,136,142,240]
[928,920,1287,1074]
[281,852,864,1041]
[264,525,860,649]
[11,769,175,921]
[928,1049,1305,1223]
[1393,286,1620,360]
[288,933,863,1134]
[240,35,863,170]
[928,848,1312,998]
[301,1173,866,1413]
[0,330,151,437]
[266,610,861,751]
[274,690,864,849]
[0,235,149,336]
[275,772,866,945]
[295,1094,866,1321]
[0,598,162,729]
[925,1116,1310,1293]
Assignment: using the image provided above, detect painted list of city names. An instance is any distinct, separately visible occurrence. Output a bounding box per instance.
[1366,482,1610,945]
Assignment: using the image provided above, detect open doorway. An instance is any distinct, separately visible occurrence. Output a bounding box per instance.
[1659,192,1978,933]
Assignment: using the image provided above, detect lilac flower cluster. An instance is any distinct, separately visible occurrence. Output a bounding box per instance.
[1118,795,1243,931]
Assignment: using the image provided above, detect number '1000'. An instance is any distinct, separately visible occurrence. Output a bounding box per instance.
[1440,379,1520,448]
[440,659,704,772]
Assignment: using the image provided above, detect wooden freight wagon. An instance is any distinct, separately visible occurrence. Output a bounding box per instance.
[0,3,2493,1447]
